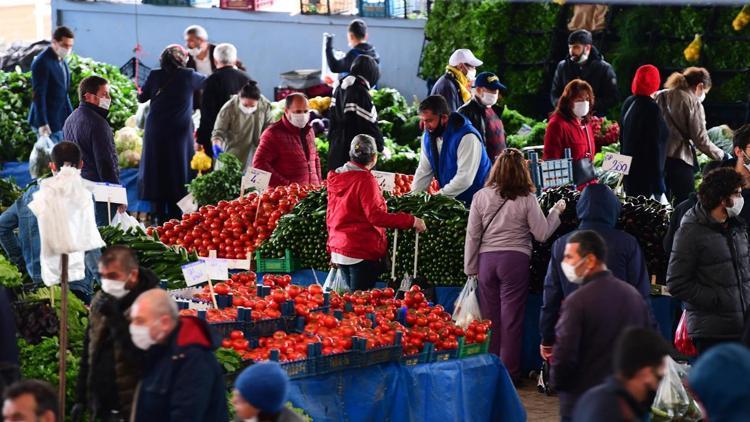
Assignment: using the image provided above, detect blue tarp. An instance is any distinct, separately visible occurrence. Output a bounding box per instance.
[0,162,32,188]
[288,354,526,422]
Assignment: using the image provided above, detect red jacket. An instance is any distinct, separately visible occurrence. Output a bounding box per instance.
[542,112,596,161]
[326,163,415,261]
[252,115,322,187]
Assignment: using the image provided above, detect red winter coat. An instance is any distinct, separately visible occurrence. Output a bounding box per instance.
[326,163,415,261]
[542,112,596,161]
[252,115,322,187]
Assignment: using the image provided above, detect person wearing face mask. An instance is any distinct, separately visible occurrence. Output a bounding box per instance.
[196,43,250,161]
[667,167,750,354]
[656,67,726,204]
[327,55,383,172]
[28,26,75,144]
[324,19,380,80]
[138,45,206,225]
[252,93,322,187]
[63,76,123,227]
[184,25,216,77]
[430,48,483,113]
[327,135,426,290]
[551,230,652,421]
[71,246,159,422]
[688,343,750,421]
[543,79,599,189]
[411,95,491,205]
[458,72,508,162]
[550,29,618,116]
[129,289,228,422]
[212,80,273,169]
[232,362,304,422]
[572,327,671,422]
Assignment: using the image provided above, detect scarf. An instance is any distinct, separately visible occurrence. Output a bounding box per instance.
[445,65,472,103]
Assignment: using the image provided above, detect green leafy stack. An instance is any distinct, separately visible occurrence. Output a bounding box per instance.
[188,153,243,207]
[0,254,23,289]
[0,69,36,161]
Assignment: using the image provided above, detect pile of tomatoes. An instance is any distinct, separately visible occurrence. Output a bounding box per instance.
[393,174,440,196]
[148,183,318,259]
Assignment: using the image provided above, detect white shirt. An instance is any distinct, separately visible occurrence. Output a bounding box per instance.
[194,54,213,76]
[331,252,363,266]
[411,133,484,198]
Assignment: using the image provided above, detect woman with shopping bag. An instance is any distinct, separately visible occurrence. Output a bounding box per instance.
[464,148,565,383]
[326,134,426,291]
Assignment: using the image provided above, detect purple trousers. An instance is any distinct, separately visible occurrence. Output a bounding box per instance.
[477,250,530,379]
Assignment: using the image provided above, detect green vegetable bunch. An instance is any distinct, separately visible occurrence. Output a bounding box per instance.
[188,153,243,207]
[0,254,23,289]
[0,69,36,161]
[377,138,419,175]
[21,286,89,351]
[0,177,23,213]
[18,336,81,414]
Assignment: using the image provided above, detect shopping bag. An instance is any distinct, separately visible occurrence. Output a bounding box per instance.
[323,268,350,293]
[29,134,55,179]
[536,360,555,396]
[110,211,144,232]
[674,310,697,357]
[651,356,703,421]
[452,276,481,328]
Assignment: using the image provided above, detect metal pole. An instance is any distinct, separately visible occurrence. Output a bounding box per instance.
[58,253,69,418]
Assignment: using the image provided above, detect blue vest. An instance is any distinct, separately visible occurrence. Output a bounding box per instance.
[423,113,491,204]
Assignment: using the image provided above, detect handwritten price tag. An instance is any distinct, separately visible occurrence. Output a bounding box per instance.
[201,258,229,281]
[181,261,209,287]
[241,168,272,195]
[371,171,396,193]
[601,153,632,175]
[92,183,128,205]
[177,193,198,214]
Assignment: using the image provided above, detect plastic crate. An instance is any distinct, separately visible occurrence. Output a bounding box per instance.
[246,316,294,338]
[358,0,405,18]
[316,350,361,375]
[457,331,491,358]
[142,0,211,6]
[209,321,249,339]
[244,357,316,380]
[432,348,457,362]
[300,0,356,15]
[401,349,431,366]
[256,249,299,273]
[220,0,274,10]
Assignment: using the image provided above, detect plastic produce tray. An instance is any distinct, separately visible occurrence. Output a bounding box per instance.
[256,249,299,273]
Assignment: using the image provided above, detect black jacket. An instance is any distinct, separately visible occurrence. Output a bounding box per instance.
[327,56,383,172]
[667,204,750,340]
[196,66,251,157]
[325,41,380,75]
[458,97,506,161]
[572,376,649,422]
[620,95,668,197]
[63,102,119,184]
[430,71,464,113]
[76,267,160,418]
[186,43,217,111]
[550,46,618,115]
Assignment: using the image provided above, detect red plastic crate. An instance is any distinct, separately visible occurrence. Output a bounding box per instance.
[220,0,273,11]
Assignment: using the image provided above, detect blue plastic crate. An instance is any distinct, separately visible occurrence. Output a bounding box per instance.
[243,357,316,380]
[316,350,361,375]
[246,316,294,338]
[360,344,403,367]
[208,321,249,339]
[358,0,405,18]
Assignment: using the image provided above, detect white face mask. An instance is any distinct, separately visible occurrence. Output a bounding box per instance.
[466,68,477,81]
[573,101,590,118]
[188,47,201,57]
[577,51,589,64]
[101,278,128,299]
[698,91,706,103]
[54,45,72,59]
[288,112,310,128]
[98,96,111,111]
[480,92,499,107]
[130,323,157,350]
[239,104,257,115]
[727,195,745,218]
[561,257,587,285]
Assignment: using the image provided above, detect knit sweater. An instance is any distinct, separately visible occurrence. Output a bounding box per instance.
[63,102,119,184]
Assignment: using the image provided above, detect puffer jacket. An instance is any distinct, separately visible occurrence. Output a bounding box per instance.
[252,115,322,187]
[667,204,750,339]
[550,46,618,115]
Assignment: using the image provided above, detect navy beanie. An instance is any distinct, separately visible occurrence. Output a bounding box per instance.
[235,362,289,414]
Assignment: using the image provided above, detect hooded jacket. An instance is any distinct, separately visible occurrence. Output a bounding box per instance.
[571,376,650,422]
[667,203,750,339]
[132,316,228,422]
[325,41,380,76]
[688,344,750,422]
[326,162,415,261]
[252,115,322,187]
[550,46,618,115]
[327,56,384,172]
[540,184,650,346]
[620,95,668,197]
[76,267,160,418]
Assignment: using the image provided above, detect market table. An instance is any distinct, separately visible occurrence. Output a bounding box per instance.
[288,354,526,422]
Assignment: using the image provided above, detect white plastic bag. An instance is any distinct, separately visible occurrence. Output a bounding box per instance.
[29,134,55,178]
[323,267,349,293]
[452,276,482,328]
[651,356,703,421]
[111,211,144,232]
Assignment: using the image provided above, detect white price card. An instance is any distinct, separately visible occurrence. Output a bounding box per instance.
[177,193,198,214]
[182,261,209,287]
[241,168,272,194]
[601,153,633,175]
[371,171,397,193]
[92,183,128,205]
[201,258,229,281]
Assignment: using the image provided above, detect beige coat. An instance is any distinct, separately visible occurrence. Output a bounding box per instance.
[212,94,273,169]
[655,88,725,167]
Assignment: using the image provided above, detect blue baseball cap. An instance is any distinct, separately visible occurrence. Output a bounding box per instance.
[474,72,507,93]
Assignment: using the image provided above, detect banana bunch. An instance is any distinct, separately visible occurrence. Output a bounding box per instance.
[309,96,332,114]
[684,34,702,63]
[99,226,198,289]
[733,5,750,31]
[190,150,212,175]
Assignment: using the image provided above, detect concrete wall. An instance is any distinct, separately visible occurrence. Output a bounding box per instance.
[51,0,428,100]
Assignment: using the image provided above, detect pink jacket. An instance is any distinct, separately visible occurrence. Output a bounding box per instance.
[464,187,561,275]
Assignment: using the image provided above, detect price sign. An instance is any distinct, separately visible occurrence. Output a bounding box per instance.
[601,153,633,175]
[371,171,397,193]
[201,258,229,281]
[181,261,209,287]
[241,168,272,195]
[91,183,128,205]
[177,193,198,214]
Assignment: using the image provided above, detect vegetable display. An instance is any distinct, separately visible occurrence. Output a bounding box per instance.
[188,153,243,207]
[0,69,36,162]
[0,177,23,213]
[0,254,23,289]
[114,116,143,169]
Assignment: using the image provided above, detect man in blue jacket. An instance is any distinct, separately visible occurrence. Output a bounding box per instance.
[411,95,490,205]
[540,184,651,361]
[29,26,75,143]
